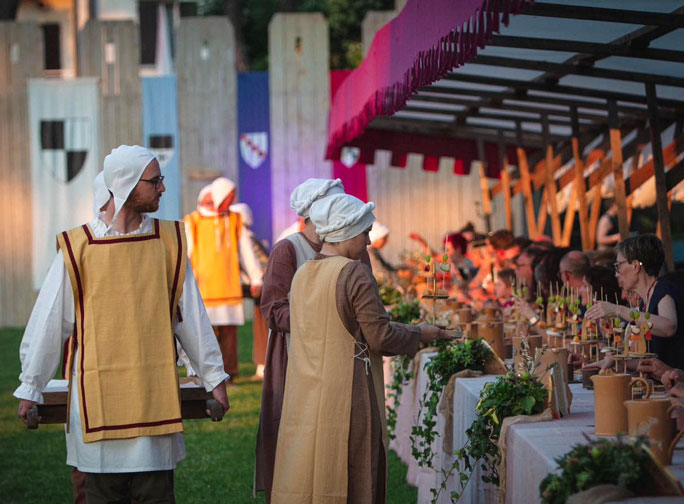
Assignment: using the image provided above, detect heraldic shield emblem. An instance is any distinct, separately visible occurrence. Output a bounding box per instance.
[40,118,90,183]
[240,132,268,169]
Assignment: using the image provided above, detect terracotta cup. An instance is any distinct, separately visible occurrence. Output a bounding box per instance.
[457,308,473,324]
[481,306,502,321]
[511,335,543,371]
[478,321,505,359]
[624,400,684,465]
[591,374,651,435]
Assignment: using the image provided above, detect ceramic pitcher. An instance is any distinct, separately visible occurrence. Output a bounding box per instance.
[478,320,505,359]
[591,374,651,435]
[624,399,684,465]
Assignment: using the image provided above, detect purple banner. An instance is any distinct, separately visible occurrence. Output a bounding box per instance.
[238,72,273,247]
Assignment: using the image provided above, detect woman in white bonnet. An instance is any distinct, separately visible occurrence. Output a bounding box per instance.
[271,193,449,504]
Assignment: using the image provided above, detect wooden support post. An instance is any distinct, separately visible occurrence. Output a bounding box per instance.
[516,122,537,239]
[646,83,675,271]
[571,107,590,250]
[542,114,562,245]
[477,139,492,233]
[537,188,548,238]
[608,99,630,240]
[562,183,577,247]
[588,187,603,249]
[498,134,513,232]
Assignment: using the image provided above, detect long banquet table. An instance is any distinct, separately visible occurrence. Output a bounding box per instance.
[390,352,684,504]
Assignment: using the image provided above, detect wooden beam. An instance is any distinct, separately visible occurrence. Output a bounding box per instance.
[646,83,675,271]
[478,140,492,233]
[520,3,684,27]
[571,107,590,251]
[588,187,603,249]
[608,100,630,240]
[517,147,538,239]
[499,136,513,232]
[473,55,684,88]
[624,135,684,196]
[444,74,684,111]
[562,182,578,247]
[542,115,562,245]
[537,188,549,238]
[488,35,684,64]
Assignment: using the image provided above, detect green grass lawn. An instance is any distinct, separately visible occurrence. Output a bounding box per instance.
[1,324,417,503]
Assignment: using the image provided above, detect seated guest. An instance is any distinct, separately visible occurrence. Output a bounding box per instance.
[535,247,571,300]
[513,245,546,300]
[272,194,449,503]
[445,232,476,282]
[586,234,684,370]
[495,269,516,315]
[580,265,622,306]
[560,250,590,291]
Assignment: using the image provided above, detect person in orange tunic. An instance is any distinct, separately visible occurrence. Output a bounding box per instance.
[184,178,263,382]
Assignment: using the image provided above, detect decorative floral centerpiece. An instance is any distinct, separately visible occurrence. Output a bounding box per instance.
[539,435,681,504]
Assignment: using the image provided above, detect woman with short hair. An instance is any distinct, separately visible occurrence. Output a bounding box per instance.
[586,234,684,370]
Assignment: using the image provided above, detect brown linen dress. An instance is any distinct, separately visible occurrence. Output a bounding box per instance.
[272,255,420,504]
[254,233,320,501]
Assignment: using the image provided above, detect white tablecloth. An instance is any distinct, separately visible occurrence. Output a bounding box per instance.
[401,368,684,504]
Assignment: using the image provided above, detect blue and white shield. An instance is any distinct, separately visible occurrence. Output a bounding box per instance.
[240,132,268,169]
[39,117,91,183]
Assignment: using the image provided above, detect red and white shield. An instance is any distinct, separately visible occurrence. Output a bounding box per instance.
[240,132,268,169]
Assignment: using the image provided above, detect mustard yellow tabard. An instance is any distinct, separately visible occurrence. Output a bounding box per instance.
[57,219,187,443]
[184,210,243,307]
[272,255,362,504]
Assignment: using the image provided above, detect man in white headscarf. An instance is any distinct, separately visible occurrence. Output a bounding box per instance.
[15,145,229,503]
[271,194,449,504]
[254,178,346,501]
[184,177,263,383]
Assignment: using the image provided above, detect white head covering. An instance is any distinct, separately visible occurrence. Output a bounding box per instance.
[210,177,236,209]
[103,145,156,229]
[311,193,375,243]
[369,221,390,244]
[230,202,253,227]
[92,171,110,215]
[290,178,344,218]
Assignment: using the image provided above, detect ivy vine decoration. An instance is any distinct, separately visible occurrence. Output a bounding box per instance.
[385,300,421,440]
[410,339,492,468]
[386,355,413,440]
[540,435,655,504]
[432,372,547,503]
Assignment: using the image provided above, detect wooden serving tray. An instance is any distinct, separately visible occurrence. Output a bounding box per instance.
[26,379,223,428]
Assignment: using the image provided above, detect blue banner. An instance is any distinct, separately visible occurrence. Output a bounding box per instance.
[238,72,273,248]
[142,75,181,220]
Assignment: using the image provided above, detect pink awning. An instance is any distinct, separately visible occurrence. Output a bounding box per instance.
[326,0,532,159]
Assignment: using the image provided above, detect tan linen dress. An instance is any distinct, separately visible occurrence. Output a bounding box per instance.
[272,255,420,504]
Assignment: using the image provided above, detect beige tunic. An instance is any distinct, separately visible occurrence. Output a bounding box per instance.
[274,254,420,504]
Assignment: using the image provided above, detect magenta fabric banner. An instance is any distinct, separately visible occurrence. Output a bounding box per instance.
[331,70,368,202]
[326,0,532,158]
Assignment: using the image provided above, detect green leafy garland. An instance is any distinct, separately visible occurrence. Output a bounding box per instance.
[386,355,413,440]
[410,339,492,468]
[385,300,421,440]
[540,435,655,504]
[433,372,547,503]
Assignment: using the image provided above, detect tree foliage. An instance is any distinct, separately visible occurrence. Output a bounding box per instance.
[196,0,395,70]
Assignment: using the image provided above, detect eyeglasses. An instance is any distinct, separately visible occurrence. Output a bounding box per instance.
[139,175,165,189]
[613,260,629,273]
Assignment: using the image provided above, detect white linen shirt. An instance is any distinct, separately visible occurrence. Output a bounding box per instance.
[14,215,229,473]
